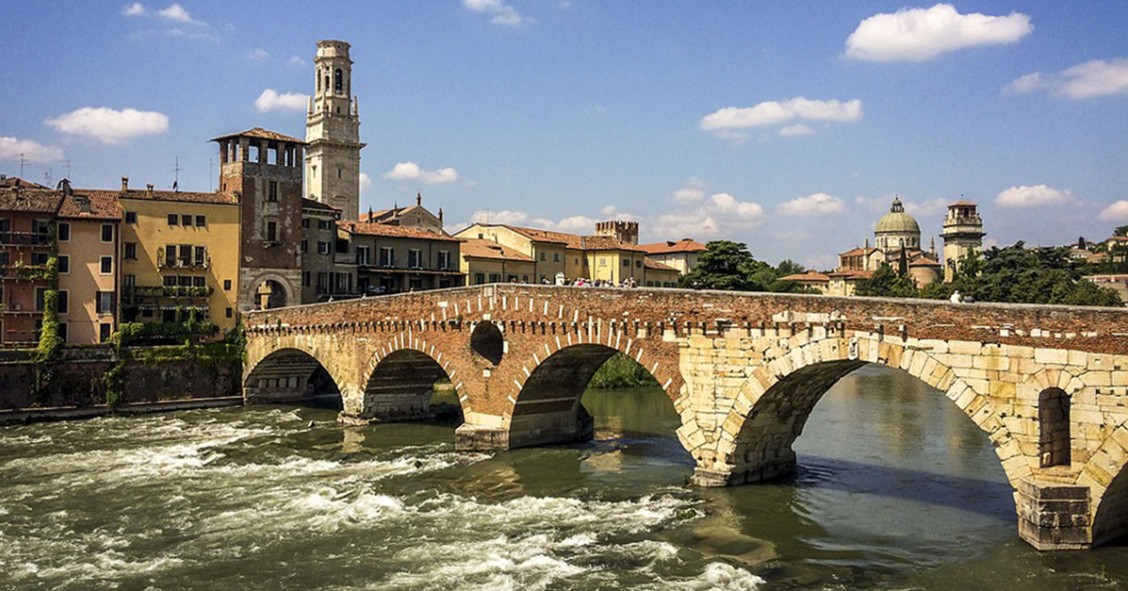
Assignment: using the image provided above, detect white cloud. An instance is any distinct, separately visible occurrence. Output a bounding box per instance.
[469,209,531,226]
[359,172,372,193]
[382,161,460,185]
[699,97,862,135]
[903,197,950,217]
[246,48,270,62]
[0,137,64,163]
[651,192,765,240]
[1008,58,1128,100]
[779,124,813,137]
[776,193,845,216]
[463,207,634,234]
[996,184,1074,208]
[673,177,707,204]
[1099,201,1128,223]
[287,56,305,67]
[463,0,534,26]
[254,89,308,112]
[122,2,145,16]
[45,107,169,144]
[844,4,1032,63]
[157,3,201,24]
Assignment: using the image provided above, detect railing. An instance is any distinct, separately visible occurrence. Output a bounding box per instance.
[157,256,211,270]
[0,263,51,280]
[127,285,214,301]
[0,232,51,246]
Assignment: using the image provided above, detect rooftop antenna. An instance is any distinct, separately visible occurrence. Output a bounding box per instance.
[19,153,26,179]
[173,156,180,192]
[43,168,52,187]
[61,159,71,180]
[208,157,214,192]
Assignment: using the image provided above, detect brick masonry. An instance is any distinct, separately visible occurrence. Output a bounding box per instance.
[244,284,1128,550]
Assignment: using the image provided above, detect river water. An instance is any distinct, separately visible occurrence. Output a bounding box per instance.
[2,365,1127,590]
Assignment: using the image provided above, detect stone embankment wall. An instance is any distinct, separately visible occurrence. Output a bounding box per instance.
[0,346,241,423]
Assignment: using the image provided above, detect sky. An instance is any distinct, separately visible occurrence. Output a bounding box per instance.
[1,1,1126,270]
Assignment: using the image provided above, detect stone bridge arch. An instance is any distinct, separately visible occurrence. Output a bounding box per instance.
[346,332,474,425]
[693,333,1026,490]
[243,335,351,406]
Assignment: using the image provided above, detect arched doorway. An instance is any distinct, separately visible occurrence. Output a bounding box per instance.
[256,279,288,310]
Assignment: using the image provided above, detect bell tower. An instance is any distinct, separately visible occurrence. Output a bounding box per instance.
[941,200,985,282]
[305,40,365,220]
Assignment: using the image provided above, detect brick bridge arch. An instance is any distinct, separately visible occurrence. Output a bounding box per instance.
[244,284,1128,549]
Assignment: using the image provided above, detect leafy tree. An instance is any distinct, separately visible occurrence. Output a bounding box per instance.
[680,241,768,291]
[938,243,1121,306]
[855,262,918,298]
[1115,226,1128,237]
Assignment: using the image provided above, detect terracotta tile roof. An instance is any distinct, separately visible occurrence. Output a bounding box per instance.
[0,186,62,213]
[210,127,306,144]
[838,246,877,257]
[643,257,677,271]
[948,200,977,207]
[103,188,238,205]
[339,220,460,242]
[302,198,340,214]
[639,238,707,254]
[827,270,873,280]
[58,191,122,220]
[780,270,830,283]
[909,255,941,267]
[460,238,534,261]
[0,176,50,190]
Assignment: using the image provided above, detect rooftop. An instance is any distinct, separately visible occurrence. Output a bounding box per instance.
[210,127,306,145]
[339,220,460,241]
[639,238,707,255]
[460,238,534,262]
[58,191,122,220]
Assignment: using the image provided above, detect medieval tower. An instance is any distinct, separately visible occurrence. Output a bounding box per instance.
[305,40,364,221]
[940,201,985,282]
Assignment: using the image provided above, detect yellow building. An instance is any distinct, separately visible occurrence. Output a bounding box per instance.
[638,238,707,275]
[460,238,536,284]
[57,187,122,343]
[111,178,242,332]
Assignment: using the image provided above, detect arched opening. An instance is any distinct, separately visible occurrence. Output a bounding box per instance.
[361,349,458,423]
[1038,387,1071,468]
[244,348,341,408]
[470,321,504,365]
[334,68,343,93]
[1092,445,1128,545]
[728,361,1015,560]
[256,279,288,310]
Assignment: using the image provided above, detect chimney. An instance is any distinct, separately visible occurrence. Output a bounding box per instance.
[146,184,155,198]
[416,191,422,206]
[121,177,129,192]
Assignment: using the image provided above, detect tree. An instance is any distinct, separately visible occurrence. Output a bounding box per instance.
[680,241,767,291]
[1115,226,1128,237]
[855,263,918,298]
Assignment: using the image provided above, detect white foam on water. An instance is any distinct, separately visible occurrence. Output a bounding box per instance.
[636,562,767,591]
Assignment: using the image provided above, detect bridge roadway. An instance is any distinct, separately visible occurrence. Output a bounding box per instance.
[243,284,1128,550]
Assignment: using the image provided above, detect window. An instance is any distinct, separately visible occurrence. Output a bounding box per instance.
[224,279,232,291]
[0,252,7,265]
[99,323,112,343]
[408,249,422,268]
[100,256,113,274]
[125,211,137,224]
[302,271,310,287]
[226,307,233,319]
[31,252,49,265]
[101,224,114,242]
[58,323,67,342]
[379,247,394,267]
[178,245,191,267]
[168,214,178,225]
[268,181,278,202]
[334,67,343,93]
[35,287,47,311]
[194,246,207,267]
[57,255,70,274]
[266,221,278,242]
[622,259,630,267]
[540,252,546,261]
[318,241,331,255]
[356,246,371,266]
[164,245,176,268]
[124,274,135,289]
[300,239,309,254]
[58,222,71,241]
[192,276,206,288]
[301,218,310,228]
[57,291,69,314]
[553,253,560,262]
[599,258,607,267]
[163,275,177,287]
[318,219,331,230]
[181,214,192,226]
[195,215,206,227]
[474,273,485,285]
[488,273,501,283]
[635,260,642,268]
[437,250,450,270]
[124,242,137,260]
[32,220,50,243]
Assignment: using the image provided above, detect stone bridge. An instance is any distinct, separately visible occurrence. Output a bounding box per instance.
[243,284,1128,550]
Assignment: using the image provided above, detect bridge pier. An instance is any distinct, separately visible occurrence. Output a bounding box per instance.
[1017,479,1093,550]
[454,406,595,451]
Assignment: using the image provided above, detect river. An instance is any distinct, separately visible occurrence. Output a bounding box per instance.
[1,365,1126,590]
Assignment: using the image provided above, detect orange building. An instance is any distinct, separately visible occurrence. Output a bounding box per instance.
[56,186,122,343]
[0,177,61,346]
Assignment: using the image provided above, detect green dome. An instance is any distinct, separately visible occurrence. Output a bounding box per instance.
[875,198,920,234]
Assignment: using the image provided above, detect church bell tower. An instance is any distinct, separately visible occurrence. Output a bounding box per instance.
[305,40,365,220]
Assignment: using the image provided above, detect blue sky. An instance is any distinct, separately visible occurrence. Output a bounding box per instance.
[2,1,1126,269]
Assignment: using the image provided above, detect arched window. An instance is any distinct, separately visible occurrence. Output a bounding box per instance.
[1039,388,1071,467]
[334,68,343,93]
[317,70,321,93]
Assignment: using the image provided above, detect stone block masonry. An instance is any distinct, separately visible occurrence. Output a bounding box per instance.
[245,284,1128,550]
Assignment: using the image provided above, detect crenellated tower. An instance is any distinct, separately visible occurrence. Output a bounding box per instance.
[941,200,985,282]
[305,40,365,220]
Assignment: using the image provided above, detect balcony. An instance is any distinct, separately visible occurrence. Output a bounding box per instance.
[158,256,211,270]
[0,262,51,281]
[126,285,214,303]
[0,232,51,247]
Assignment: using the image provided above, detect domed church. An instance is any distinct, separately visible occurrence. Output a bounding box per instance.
[833,198,942,293]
